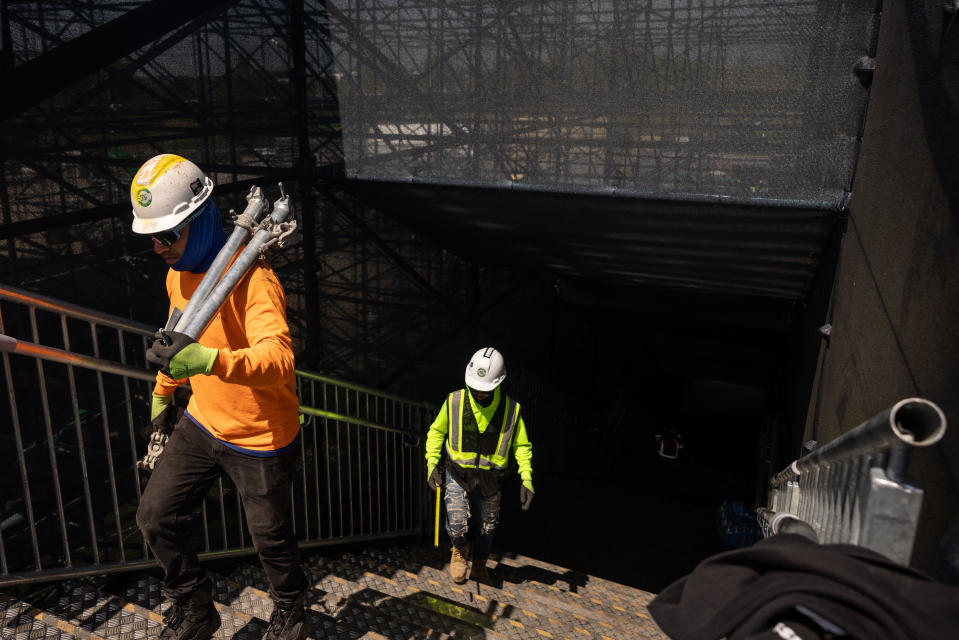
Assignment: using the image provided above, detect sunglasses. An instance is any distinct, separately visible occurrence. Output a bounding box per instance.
[150,228,183,247]
[150,202,208,247]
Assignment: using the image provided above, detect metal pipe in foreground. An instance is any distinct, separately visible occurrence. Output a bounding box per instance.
[794,398,946,473]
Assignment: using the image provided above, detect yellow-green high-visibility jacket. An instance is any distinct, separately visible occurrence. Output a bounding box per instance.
[425,386,533,482]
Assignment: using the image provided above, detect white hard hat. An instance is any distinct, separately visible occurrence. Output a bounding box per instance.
[130,154,214,235]
[464,347,506,392]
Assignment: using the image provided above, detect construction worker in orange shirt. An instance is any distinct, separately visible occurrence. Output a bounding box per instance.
[131,153,310,640]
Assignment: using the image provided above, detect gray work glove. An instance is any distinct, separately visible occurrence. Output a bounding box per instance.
[427,464,443,490]
[520,478,535,511]
[146,330,217,379]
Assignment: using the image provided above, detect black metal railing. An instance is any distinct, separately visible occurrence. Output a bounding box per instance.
[0,283,431,587]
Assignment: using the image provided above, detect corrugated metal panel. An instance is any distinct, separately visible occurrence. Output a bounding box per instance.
[340,178,842,300]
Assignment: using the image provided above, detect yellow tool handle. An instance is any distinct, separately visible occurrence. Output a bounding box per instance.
[434,486,441,548]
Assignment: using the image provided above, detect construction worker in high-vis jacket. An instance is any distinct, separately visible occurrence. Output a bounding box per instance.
[425,347,535,584]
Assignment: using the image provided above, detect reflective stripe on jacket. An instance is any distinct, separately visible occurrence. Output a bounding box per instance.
[424,386,533,480]
[446,388,519,471]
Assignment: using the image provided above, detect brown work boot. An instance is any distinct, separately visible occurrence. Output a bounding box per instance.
[469,557,491,584]
[449,545,470,584]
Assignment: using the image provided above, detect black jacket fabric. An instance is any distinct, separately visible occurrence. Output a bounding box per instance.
[647,534,959,639]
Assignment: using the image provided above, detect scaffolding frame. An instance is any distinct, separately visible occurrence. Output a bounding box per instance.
[0,0,875,393]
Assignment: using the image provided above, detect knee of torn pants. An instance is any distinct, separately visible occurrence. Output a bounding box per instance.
[445,495,471,539]
[446,500,470,537]
[479,515,498,537]
[478,494,501,537]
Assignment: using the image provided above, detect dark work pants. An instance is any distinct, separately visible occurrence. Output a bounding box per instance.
[136,417,307,606]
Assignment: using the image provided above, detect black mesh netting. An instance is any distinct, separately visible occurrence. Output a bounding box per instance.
[328,0,876,206]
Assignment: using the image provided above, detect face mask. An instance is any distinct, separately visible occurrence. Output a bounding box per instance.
[170,200,227,273]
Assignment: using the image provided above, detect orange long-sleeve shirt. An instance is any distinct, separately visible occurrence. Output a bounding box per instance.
[152,252,300,452]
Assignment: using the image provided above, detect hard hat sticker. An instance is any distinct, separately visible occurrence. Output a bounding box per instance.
[136,188,153,207]
[477,368,487,377]
[190,178,203,196]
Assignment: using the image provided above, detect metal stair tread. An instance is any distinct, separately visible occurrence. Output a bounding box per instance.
[409,544,654,604]
[318,550,657,640]
[6,581,162,640]
[356,546,661,637]
[379,545,656,625]
[486,550,655,603]
[115,572,371,640]
[340,550,653,639]
[1,591,80,640]
[96,576,263,640]
[227,561,490,640]
[309,554,542,640]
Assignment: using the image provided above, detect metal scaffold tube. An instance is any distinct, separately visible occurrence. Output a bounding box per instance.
[170,183,297,340]
[166,186,270,333]
[794,398,946,472]
[763,398,947,564]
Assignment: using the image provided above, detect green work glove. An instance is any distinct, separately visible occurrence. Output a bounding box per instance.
[151,393,173,420]
[427,463,443,490]
[147,331,218,379]
[520,477,535,511]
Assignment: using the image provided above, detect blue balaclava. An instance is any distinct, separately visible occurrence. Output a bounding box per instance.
[171,199,227,273]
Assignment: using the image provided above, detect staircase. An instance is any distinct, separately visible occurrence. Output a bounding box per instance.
[0,542,667,640]
[0,284,668,638]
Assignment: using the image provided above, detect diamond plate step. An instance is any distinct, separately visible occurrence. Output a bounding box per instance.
[227,562,489,640]
[115,572,377,640]
[488,549,657,604]
[315,549,656,640]
[408,543,655,605]
[111,574,266,640]
[1,592,78,640]
[378,545,658,631]
[308,554,527,639]
[49,582,163,640]
[3,581,162,640]
[353,546,663,639]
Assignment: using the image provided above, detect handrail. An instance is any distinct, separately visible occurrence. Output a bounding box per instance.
[0,333,428,437]
[299,406,423,438]
[296,369,435,410]
[769,398,946,492]
[0,282,429,587]
[795,398,944,478]
[763,398,947,564]
[1,281,434,415]
[0,282,155,335]
[0,333,156,382]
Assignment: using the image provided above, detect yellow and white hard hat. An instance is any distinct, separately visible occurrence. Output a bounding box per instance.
[130,154,214,235]
[465,347,507,392]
